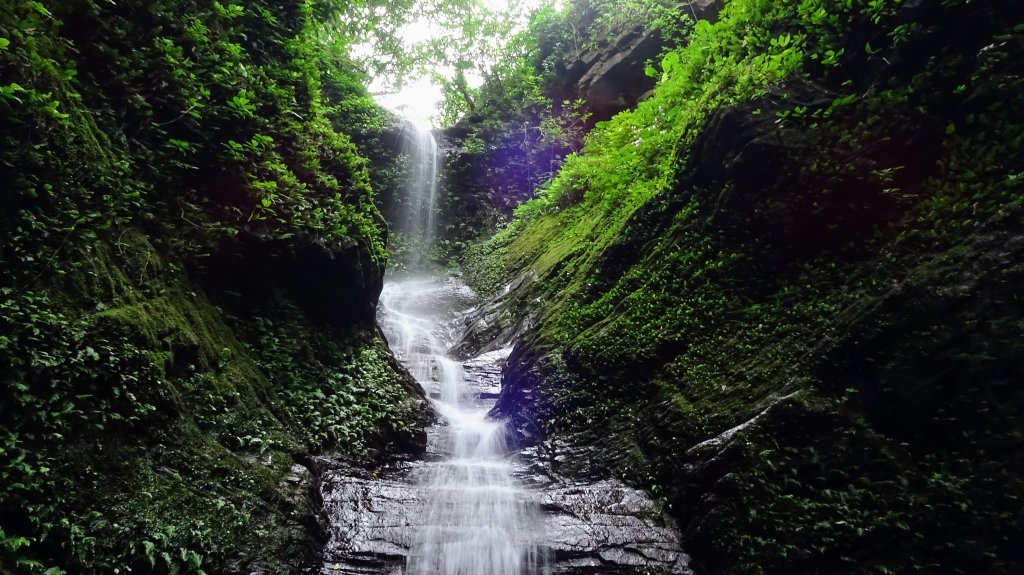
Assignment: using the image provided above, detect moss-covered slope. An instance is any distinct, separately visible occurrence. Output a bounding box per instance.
[1,1,425,572]
[465,0,1024,572]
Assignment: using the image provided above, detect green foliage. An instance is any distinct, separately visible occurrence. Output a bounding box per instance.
[212,1,244,20]
[0,0,390,266]
[241,313,419,456]
[331,0,521,109]
[0,0,420,571]
[464,0,1024,572]
[226,91,257,118]
[547,0,694,67]
[435,5,603,261]
[504,2,805,225]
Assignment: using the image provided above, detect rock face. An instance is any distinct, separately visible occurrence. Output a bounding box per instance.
[547,0,724,121]
[465,0,1024,572]
[315,282,690,574]
[532,469,690,574]
[316,456,691,575]
[571,28,664,121]
[314,460,419,574]
[196,232,384,331]
[448,270,537,360]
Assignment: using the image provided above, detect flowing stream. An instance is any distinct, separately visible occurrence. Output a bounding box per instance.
[379,278,547,575]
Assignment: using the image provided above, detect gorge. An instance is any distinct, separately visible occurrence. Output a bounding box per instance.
[2,0,1022,574]
[314,125,689,574]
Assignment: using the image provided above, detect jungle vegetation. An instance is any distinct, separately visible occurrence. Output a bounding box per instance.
[2,0,1022,573]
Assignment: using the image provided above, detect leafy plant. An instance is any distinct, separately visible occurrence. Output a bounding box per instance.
[227,91,256,118]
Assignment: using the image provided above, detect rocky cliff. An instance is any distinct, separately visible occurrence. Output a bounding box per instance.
[463,0,1024,573]
[0,2,427,572]
[542,0,723,122]
[438,1,725,263]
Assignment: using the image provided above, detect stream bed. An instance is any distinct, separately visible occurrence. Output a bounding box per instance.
[315,276,691,574]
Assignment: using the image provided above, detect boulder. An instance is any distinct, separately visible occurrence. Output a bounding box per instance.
[553,0,725,121]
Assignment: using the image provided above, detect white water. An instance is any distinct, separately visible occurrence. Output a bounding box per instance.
[379,278,547,575]
[395,124,440,268]
[380,122,545,574]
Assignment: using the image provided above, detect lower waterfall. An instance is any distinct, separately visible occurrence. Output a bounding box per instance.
[379,277,549,575]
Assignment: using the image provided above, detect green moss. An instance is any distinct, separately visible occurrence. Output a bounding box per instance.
[464,0,1024,572]
[1,203,425,572]
[59,418,305,573]
[0,1,419,566]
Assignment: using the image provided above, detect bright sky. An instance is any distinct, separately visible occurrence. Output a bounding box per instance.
[374,77,446,128]
[366,0,550,127]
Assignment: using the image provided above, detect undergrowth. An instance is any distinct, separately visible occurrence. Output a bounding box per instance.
[463,0,1024,572]
[0,0,419,572]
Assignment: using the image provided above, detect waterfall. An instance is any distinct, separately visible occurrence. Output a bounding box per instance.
[395,123,441,269]
[379,279,547,575]
[378,123,547,572]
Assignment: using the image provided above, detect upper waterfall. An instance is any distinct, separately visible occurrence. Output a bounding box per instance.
[395,122,441,269]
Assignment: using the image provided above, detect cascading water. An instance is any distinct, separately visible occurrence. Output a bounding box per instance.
[378,122,547,575]
[394,123,441,268]
[317,119,688,575]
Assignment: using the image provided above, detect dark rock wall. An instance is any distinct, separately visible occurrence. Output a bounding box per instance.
[545,0,724,122]
[468,0,1024,573]
[197,233,384,332]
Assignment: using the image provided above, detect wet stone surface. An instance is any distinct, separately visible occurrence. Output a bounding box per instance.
[316,345,691,574]
[315,459,422,574]
[316,277,690,574]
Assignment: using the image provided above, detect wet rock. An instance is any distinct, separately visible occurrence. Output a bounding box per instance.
[449,270,536,360]
[462,346,512,402]
[315,459,691,574]
[490,342,549,448]
[539,481,692,574]
[314,332,692,574]
[314,460,425,574]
